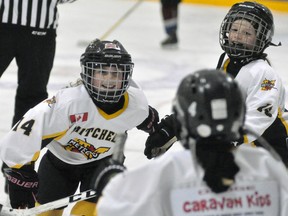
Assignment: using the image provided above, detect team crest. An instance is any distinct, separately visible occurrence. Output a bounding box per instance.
[45,96,56,107]
[261,79,276,91]
[64,138,110,159]
[70,112,88,123]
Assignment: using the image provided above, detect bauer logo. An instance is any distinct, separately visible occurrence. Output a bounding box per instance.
[104,54,121,58]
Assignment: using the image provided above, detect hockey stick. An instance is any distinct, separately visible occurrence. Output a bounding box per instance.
[151,136,177,158]
[77,0,144,47]
[0,133,128,216]
[112,132,127,163]
[244,127,283,162]
[0,190,97,216]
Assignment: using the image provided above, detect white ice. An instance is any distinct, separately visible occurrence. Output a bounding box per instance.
[0,0,287,214]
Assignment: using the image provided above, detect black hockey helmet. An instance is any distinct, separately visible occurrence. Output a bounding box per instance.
[219,1,275,59]
[80,39,134,103]
[172,69,245,144]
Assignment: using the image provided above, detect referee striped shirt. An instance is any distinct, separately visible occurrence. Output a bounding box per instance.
[0,0,76,30]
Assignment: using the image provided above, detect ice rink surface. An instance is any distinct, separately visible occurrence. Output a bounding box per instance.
[0,0,287,214]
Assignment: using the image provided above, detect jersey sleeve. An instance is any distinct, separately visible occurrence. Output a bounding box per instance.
[235,60,285,143]
[0,94,68,168]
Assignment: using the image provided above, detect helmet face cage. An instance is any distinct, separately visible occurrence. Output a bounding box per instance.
[219,2,274,59]
[80,39,134,103]
[172,70,245,144]
[81,62,133,103]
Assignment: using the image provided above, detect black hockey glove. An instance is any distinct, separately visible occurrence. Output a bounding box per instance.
[137,105,159,134]
[4,166,39,209]
[144,114,178,159]
[91,158,126,201]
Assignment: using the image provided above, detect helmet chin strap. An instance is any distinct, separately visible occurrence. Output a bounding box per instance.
[216,51,253,68]
[216,52,226,69]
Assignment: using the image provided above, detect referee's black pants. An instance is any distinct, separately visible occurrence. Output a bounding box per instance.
[0,24,56,126]
[0,25,56,193]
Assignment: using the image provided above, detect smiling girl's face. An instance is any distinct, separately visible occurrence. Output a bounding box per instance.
[92,65,123,91]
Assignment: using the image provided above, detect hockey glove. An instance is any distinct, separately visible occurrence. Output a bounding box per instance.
[231,128,245,146]
[4,166,39,209]
[144,114,178,159]
[91,158,126,201]
[137,105,159,134]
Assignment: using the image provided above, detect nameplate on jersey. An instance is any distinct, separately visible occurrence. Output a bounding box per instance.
[170,181,279,216]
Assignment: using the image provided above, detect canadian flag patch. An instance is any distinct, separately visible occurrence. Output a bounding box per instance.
[70,112,88,123]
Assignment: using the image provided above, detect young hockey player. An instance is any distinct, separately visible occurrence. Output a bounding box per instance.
[96,69,288,216]
[216,1,288,165]
[144,1,288,167]
[0,39,159,216]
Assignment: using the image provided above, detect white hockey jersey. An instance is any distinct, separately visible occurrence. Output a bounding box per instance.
[233,59,287,143]
[97,145,288,216]
[221,58,288,165]
[0,83,149,168]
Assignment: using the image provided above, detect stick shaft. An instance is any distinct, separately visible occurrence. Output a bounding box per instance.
[100,0,144,40]
[112,133,127,163]
[77,0,144,47]
[0,190,97,216]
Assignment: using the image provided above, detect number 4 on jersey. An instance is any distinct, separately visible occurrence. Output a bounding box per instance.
[12,117,35,136]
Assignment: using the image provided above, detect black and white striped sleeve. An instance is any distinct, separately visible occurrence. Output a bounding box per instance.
[0,0,77,29]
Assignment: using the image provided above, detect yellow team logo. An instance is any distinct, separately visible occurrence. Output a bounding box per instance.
[261,79,276,91]
[45,96,56,107]
[64,138,110,159]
